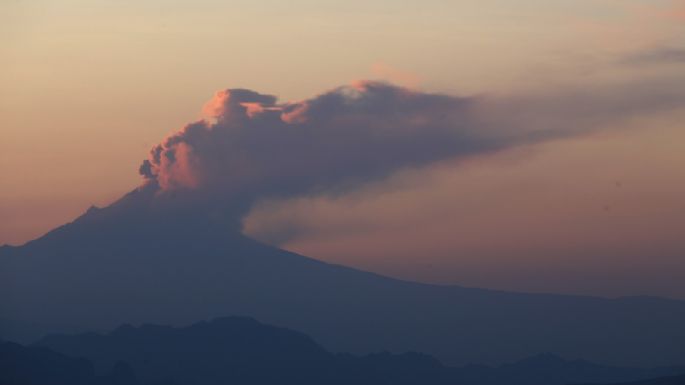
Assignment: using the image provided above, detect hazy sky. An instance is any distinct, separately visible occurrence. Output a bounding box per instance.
[2,0,685,297]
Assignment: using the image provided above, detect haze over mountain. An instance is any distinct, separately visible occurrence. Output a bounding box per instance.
[34,317,685,385]
[2,185,685,368]
[0,339,142,385]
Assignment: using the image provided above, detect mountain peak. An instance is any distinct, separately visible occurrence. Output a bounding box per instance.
[3,188,685,369]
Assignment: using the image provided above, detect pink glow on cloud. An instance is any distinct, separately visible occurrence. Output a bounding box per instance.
[637,0,685,22]
[280,103,308,124]
[137,77,685,244]
[240,102,267,118]
[667,0,685,20]
[202,90,231,118]
[155,141,202,190]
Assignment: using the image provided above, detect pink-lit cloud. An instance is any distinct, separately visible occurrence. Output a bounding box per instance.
[138,79,685,226]
[664,0,685,21]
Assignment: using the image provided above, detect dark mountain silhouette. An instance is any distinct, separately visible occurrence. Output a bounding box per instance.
[2,187,685,367]
[35,317,685,385]
[575,373,685,385]
[0,339,144,385]
[36,317,452,385]
[457,354,685,385]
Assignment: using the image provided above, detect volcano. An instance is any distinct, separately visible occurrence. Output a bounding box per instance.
[1,186,685,367]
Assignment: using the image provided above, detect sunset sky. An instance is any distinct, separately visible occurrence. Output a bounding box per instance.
[2,0,685,298]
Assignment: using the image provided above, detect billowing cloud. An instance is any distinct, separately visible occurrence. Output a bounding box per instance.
[140,82,478,216]
[138,79,685,223]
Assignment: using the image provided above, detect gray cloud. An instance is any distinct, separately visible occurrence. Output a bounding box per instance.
[138,79,685,223]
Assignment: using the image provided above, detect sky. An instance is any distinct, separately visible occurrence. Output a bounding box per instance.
[2,0,685,298]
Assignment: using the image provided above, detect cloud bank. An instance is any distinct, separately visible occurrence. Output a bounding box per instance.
[138,79,685,223]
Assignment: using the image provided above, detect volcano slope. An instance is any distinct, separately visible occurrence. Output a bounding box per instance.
[1,187,685,367]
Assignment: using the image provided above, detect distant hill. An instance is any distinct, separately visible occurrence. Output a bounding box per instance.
[0,339,141,385]
[2,187,685,367]
[36,317,453,385]
[574,373,685,385]
[457,354,685,385]
[35,317,685,385]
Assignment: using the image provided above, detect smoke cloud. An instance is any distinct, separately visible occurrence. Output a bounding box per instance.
[138,79,685,221]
